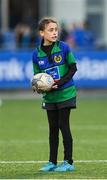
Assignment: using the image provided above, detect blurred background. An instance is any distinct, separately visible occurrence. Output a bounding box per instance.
[0,1,107,178]
[0,0,107,97]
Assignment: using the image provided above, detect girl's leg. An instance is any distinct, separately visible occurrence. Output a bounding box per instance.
[47,110,59,164]
[58,108,73,164]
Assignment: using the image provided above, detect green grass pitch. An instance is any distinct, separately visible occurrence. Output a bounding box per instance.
[0,95,107,179]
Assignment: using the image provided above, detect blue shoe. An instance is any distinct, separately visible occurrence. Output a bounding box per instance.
[54,161,75,172]
[39,162,56,172]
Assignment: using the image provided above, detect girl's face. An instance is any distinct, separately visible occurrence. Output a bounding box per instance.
[40,22,58,45]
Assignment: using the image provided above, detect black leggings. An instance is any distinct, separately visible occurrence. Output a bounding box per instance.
[47,108,73,165]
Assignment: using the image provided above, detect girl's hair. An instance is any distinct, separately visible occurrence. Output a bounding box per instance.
[38,17,58,31]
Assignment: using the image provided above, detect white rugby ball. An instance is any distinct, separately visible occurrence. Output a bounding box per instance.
[32,73,54,91]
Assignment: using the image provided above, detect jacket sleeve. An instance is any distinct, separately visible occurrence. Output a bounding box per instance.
[55,43,77,87]
[55,63,77,87]
[32,51,41,75]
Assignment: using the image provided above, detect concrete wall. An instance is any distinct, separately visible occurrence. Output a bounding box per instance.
[51,0,86,25]
[103,0,107,46]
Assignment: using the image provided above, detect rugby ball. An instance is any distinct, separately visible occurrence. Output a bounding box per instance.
[32,73,54,92]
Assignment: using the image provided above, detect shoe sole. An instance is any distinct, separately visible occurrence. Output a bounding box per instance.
[54,168,75,172]
[39,167,56,172]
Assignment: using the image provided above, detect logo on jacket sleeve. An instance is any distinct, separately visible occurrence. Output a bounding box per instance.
[54,55,62,63]
[38,60,45,65]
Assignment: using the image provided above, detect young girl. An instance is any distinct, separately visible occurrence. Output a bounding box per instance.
[32,17,77,172]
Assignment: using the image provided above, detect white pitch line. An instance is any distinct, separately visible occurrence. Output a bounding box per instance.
[0,160,107,164]
[0,140,48,144]
[0,139,107,144]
